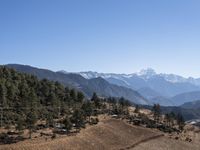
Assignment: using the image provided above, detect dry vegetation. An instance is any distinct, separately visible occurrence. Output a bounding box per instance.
[0,115,199,150]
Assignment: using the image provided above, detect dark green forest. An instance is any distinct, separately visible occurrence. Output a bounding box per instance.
[0,67,131,139]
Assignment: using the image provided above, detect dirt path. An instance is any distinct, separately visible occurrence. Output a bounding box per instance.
[120,134,164,150]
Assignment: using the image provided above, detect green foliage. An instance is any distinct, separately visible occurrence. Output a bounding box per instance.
[46,112,54,128]
[81,101,93,122]
[26,111,37,139]
[91,93,101,109]
[15,114,25,131]
[63,116,72,132]
[0,66,85,131]
[77,92,84,103]
[71,109,85,130]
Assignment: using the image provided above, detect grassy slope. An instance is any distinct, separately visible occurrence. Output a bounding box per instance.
[0,118,199,150]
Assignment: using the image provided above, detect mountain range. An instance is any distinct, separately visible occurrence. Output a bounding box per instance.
[5,64,149,105]
[5,64,200,106]
[77,68,200,106]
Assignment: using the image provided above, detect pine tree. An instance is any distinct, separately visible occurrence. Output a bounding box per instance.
[0,81,7,107]
[82,101,93,122]
[91,93,100,109]
[71,109,85,131]
[77,91,84,103]
[63,116,72,133]
[26,89,38,139]
[153,104,161,123]
[134,105,140,113]
[176,113,185,130]
[26,111,37,139]
[15,114,25,131]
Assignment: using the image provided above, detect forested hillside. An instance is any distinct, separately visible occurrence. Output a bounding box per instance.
[0,66,88,134]
[0,66,132,142]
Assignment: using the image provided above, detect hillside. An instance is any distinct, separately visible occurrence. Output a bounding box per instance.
[149,96,174,106]
[5,64,149,105]
[0,118,199,150]
[181,100,200,109]
[137,87,162,99]
[171,91,200,106]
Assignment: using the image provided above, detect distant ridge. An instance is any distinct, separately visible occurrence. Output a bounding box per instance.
[5,64,149,105]
[74,70,200,106]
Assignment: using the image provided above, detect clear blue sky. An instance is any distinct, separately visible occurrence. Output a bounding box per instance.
[1,0,200,77]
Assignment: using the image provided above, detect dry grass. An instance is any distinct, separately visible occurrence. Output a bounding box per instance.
[132,136,200,150]
[0,117,199,150]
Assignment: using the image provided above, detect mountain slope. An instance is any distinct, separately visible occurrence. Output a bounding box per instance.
[137,87,175,106]
[2,119,198,150]
[181,100,200,109]
[146,76,199,97]
[171,91,200,106]
[137,87,162,99]
[5,64,149,105]
[149,96,175,106]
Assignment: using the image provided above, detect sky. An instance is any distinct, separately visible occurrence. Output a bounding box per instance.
[0,0,200,77]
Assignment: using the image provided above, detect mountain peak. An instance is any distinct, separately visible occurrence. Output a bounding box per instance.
[58,70,68,74]
[137,68,156,77]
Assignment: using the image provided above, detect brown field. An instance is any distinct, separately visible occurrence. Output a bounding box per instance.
[0,118,199,150]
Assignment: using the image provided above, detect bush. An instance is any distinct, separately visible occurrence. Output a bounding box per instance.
[0,133,23,144]
[51,133,56,140]
[90,118,99,125]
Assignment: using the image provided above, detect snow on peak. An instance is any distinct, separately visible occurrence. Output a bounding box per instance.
[136,68,156,79]
[58,70,68,74]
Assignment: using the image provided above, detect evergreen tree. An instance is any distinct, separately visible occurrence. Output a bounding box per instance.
[71,109,85,131]
[153,104,161,123]
[77,91,84,103]
[46,112,54,128]
[164,113,170,126]
[176,113,185,130]
[134,105,140,113]
[82,101,93,122]
[15,114,25,131]
[26,111,37,139]
[70,89,77,101]
[0,81,7,107]
[91,93,100,109]
[63,116,72,133]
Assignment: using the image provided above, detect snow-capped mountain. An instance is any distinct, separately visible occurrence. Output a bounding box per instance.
[58,68,200,106]
[77,69,200,101]
[79,68,200,86]
[136,68,157,80]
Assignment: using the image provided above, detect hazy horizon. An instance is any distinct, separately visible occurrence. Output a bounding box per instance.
[1,0,200,77]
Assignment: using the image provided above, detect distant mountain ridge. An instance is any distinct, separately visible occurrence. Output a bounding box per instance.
[78,68,200,85]
[72,69,200,105]
[5,64,149,105]
[171,91,200,106]
[181,100,200,109]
